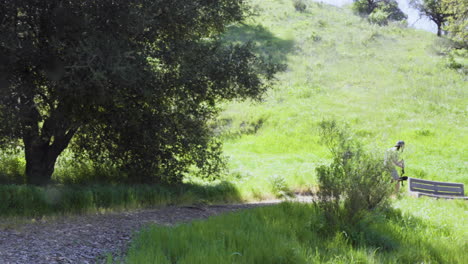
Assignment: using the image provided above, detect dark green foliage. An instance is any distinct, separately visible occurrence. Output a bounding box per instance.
[353,0,380,15]
[353,0,407,25]
[445,50,467,74]
[315,120,392,229]
[293,0,307,12]
[368,9,390,25]
[0,0,279,185]
[380,0,407,21]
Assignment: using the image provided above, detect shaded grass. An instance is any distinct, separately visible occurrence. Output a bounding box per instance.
[0,182,241,218]
[123,198,467,263]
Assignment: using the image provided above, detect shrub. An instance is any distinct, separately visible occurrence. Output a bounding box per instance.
[0,153,25,184]
[353,0,407,26]
[369,8,390,26]
[293,0,307,12]
[445,49,467,74]
[268,174,294,198]
[315,120,392,228]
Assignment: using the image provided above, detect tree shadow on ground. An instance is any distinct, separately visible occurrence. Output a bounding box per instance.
[223,24,295,66]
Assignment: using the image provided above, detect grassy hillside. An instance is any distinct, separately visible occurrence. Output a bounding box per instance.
[98,3,468,262]
[217,0,467,199]
[116,2,468,263]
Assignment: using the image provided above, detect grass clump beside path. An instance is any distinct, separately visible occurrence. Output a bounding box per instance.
[0,182,241,218]
[124,199,467,264]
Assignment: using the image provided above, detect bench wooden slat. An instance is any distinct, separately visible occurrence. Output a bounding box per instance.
[417,193,468,200]
[412,189,464,196]
[410,178,464,188]
[410,182,463,194]
[408,177,466,199]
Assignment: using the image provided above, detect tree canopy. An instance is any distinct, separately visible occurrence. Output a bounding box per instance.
[442,0,467,48]
[0,0,279,185]
[352,0,407,25]
[410,0,450,36]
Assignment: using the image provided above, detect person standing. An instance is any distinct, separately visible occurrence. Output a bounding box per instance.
[385,140,405,192]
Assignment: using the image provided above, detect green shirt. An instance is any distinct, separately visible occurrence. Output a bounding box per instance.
[384,147,400,169]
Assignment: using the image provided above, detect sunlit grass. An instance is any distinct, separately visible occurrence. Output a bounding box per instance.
[219,0,467,198]
[123,198,467,264]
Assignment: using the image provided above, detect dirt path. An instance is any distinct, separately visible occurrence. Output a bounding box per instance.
[0,196,312,264]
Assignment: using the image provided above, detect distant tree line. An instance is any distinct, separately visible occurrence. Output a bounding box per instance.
[0,0,280,185]
[354,0,466,48]
[352,0,407,26]
[410,0,466,47]
[410,0,449,37]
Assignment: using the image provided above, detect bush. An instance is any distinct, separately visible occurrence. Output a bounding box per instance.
[0,153,25,184]
[445,49,467,74]
[353,0,407,26]
[293,0,307,12]
[315,120,392,228]
[368,8,390,26]
[268,174,294,198]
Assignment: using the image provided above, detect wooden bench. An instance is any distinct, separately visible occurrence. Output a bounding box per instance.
[408,178,468,200]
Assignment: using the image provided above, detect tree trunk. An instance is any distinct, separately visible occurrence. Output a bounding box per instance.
[23,127,78,185]
[24,140,59,185]
[19,95,79,185]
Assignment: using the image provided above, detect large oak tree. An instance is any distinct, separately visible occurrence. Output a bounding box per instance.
[0,0,278,185]
[410,0,450,36]
[442,0,467,48]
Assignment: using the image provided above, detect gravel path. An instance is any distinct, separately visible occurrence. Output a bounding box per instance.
[0,196,312,264]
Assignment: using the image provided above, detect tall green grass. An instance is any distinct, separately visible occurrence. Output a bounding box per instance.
[123,198,467,263]
[0,182,241,217]
[219,0,467,197]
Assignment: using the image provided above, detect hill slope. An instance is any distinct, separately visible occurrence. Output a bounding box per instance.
[217,0,467,198]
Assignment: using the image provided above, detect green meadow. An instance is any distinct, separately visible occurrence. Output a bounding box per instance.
[122,0,467,263]
[216,0,467,199]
